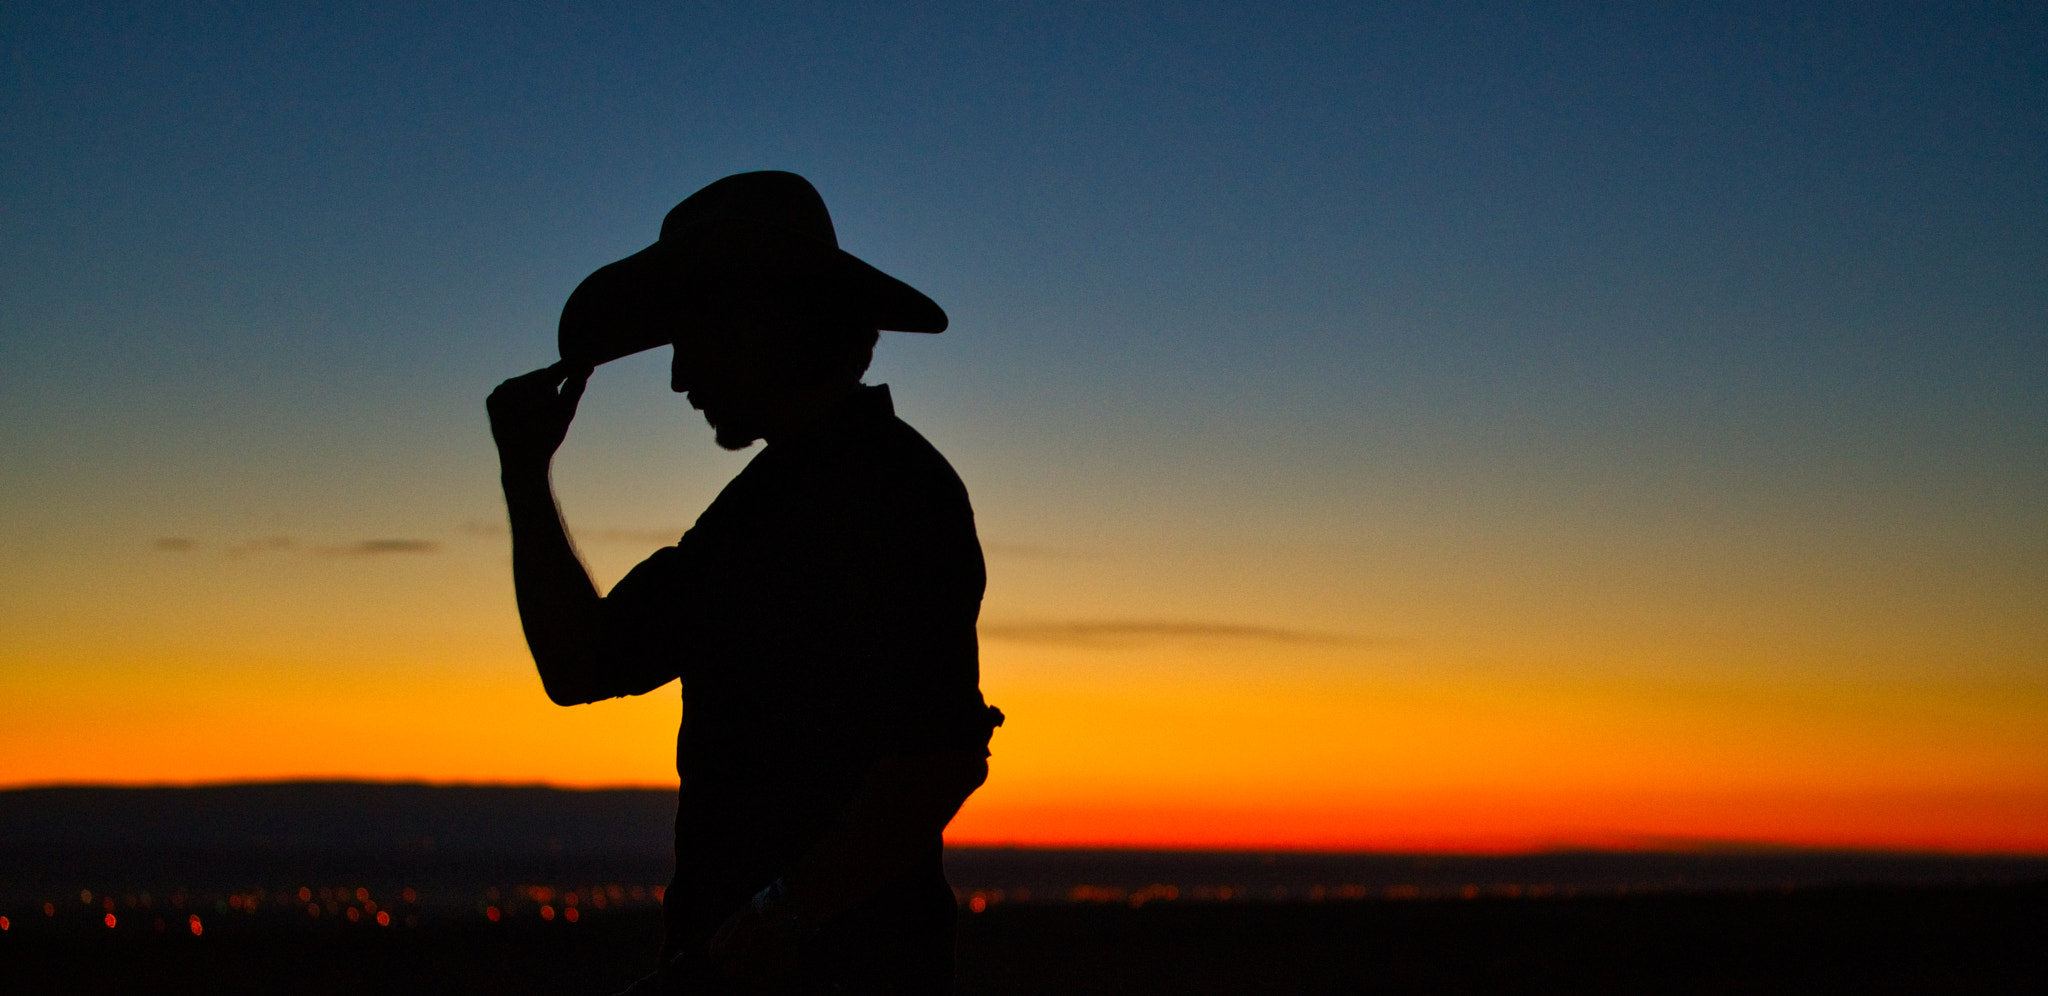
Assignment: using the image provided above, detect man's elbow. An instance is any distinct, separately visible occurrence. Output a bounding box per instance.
[542,682,599,707]
[536,660,605,707]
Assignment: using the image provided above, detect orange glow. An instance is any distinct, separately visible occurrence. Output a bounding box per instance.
[540,904,556,921]
[948,789,2048,853]
[375,910,391,926]
[104,913,116,928]
[564,907,580,922]
[2,546,2040,855]
[188,915,202,936]
[936,644,2048,853]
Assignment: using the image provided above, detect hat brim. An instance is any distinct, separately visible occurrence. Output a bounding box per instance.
[558,223,947,368]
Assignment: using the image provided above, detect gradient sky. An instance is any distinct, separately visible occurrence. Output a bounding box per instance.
[3,2,2044,851]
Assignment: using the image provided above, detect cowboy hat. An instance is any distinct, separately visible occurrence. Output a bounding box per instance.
[557,171,947,367]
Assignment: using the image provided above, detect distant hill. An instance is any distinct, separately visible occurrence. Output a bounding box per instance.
[5,782,2045,905]
[0,782,675,855]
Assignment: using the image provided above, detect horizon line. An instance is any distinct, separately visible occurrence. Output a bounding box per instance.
[8,779,2046,859]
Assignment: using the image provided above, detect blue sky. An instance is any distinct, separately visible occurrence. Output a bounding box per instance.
[6,0,2042,614]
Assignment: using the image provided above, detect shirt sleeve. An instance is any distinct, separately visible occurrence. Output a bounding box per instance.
[588,543,693,700]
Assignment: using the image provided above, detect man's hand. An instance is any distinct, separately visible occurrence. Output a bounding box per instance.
[487,362,593,474]
[707,879,812,992]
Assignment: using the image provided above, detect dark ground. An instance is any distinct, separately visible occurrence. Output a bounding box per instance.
[5,881,2043,995]
[7,786,2045,993]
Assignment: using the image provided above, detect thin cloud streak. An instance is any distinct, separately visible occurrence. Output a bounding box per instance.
[979,620,1357,648]
[577,528,684,546]
[168,537,443,557]
[466,521,683,546]
[323,539,440,556]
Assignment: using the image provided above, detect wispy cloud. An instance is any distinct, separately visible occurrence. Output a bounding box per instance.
[577,527,683,546]
[319,539,440,556]
[979,620,1356,648]
[464,520,681,546]
[165,536,443,558]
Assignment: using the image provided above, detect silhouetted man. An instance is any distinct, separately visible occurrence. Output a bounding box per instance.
[487,172,1000,995]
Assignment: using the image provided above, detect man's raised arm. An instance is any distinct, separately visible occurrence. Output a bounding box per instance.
[486,363,610,706]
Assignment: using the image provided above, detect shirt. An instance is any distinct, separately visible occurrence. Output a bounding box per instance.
[591,383,1000,972]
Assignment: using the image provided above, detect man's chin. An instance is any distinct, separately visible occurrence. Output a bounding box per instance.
[710,421,761,451]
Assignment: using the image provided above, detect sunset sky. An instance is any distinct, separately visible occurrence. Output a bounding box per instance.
[3,3,2043,852]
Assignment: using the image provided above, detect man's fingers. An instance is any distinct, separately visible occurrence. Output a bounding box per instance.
[510,364,566,388]
[490,364,591,408]
[558,365,593,414]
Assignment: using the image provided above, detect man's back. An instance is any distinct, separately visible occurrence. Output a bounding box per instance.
[596,385,998,979]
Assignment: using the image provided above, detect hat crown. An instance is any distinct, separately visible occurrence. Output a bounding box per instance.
[559,170,944,367]
[660,171,839,248]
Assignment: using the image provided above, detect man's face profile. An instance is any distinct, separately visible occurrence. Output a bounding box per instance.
[667,282,878,452]
[671,312,824,452]
[672,324,768,451]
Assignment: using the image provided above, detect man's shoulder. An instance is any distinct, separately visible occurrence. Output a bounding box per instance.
[830,389,970,500]
[874,414,966,485]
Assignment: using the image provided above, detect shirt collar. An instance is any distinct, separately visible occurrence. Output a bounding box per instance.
[767,383,893,451]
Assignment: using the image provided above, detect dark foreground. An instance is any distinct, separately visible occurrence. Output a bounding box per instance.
[6,882,2043,995]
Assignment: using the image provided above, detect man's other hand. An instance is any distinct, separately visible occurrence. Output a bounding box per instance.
[488,363,592,473]
[708,879,811,992]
